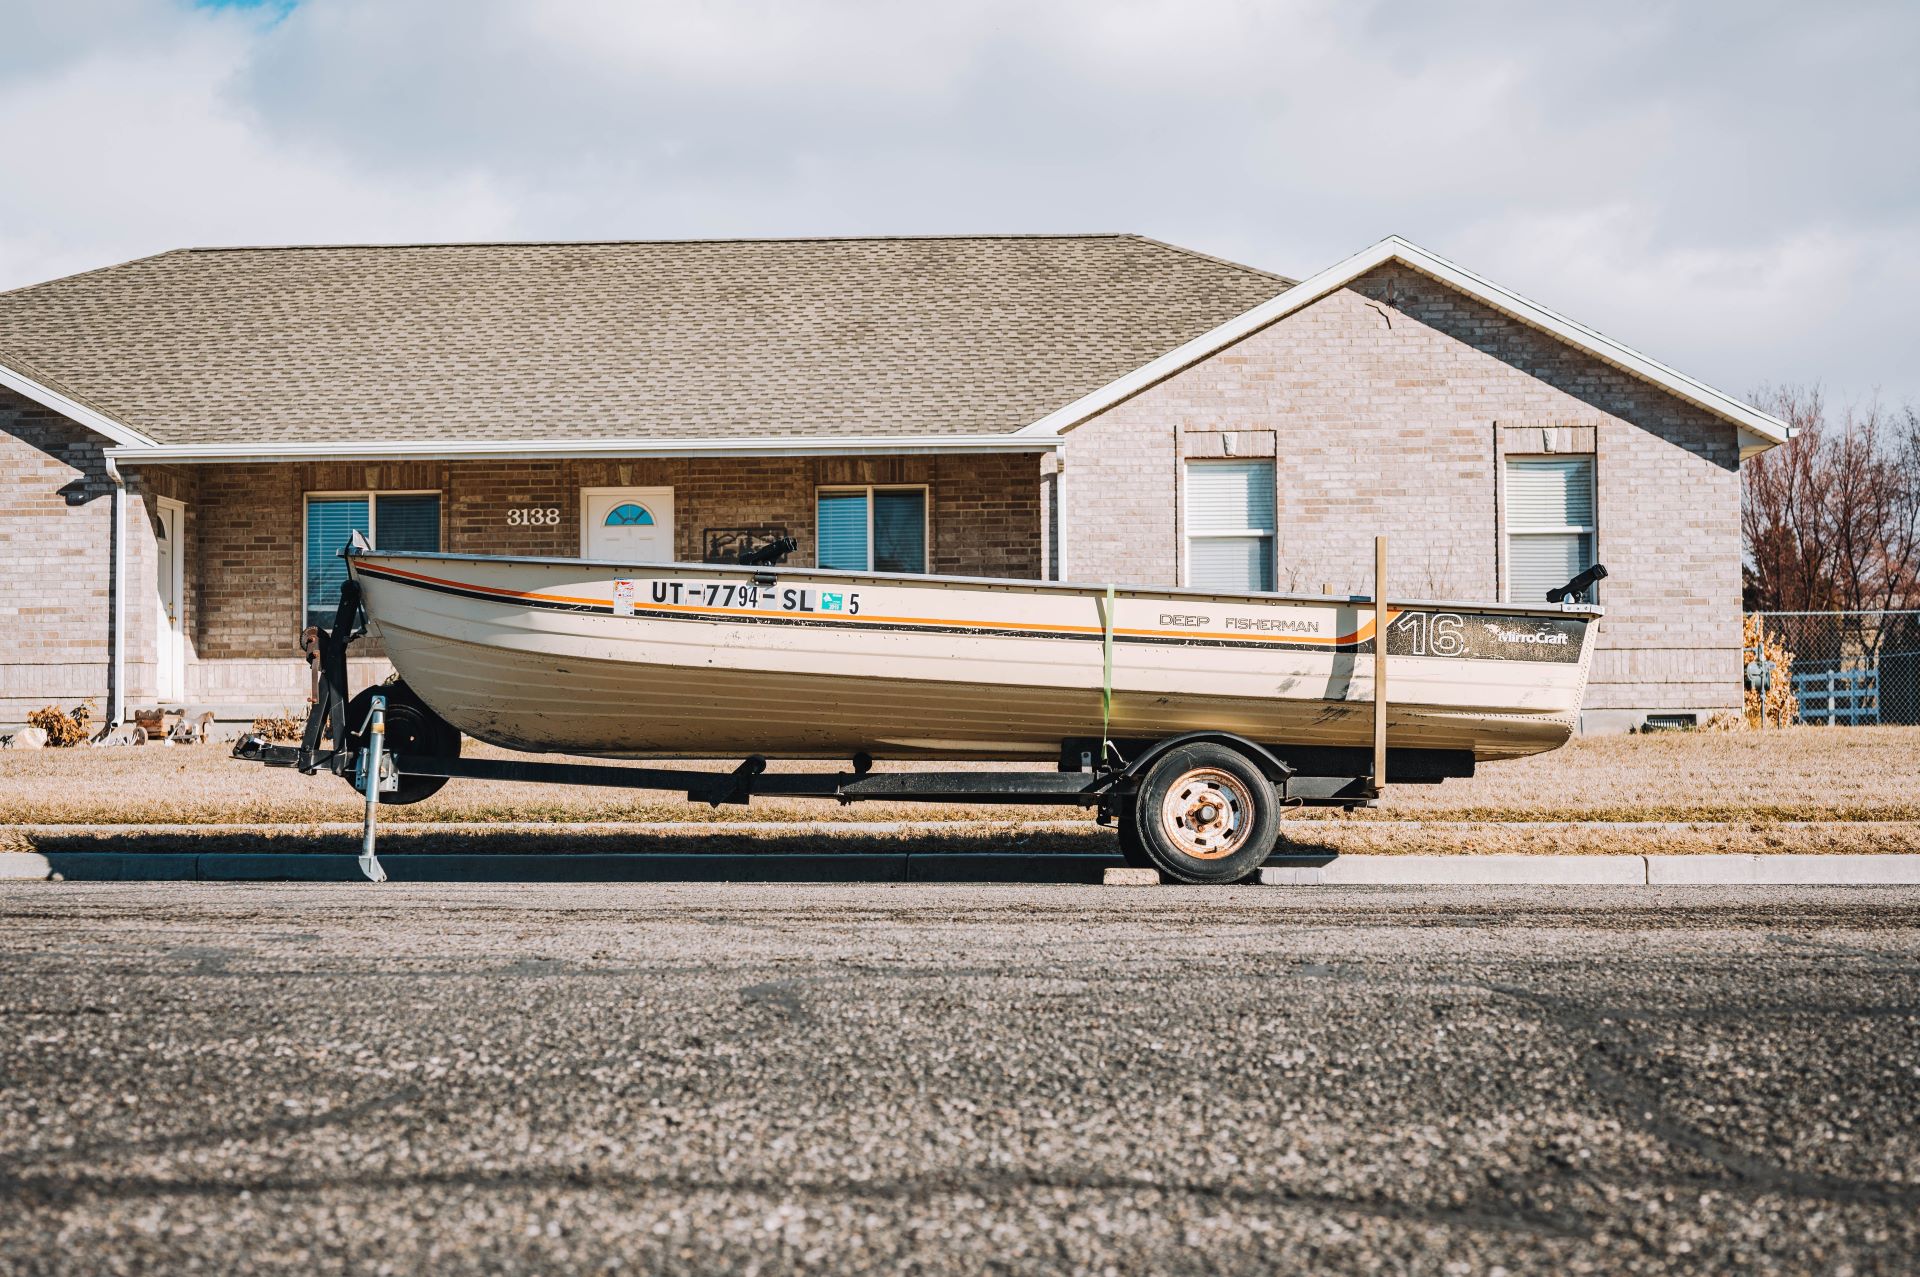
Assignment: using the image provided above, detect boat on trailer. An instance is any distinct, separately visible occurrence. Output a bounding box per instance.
[236,544,1603,884]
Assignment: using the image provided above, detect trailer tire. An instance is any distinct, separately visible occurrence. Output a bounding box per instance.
[344,683,460,805]
[1114,811,1154,869]
[1132,743,1279,884]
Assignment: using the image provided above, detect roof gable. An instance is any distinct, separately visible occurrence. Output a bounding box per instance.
[1021,236,1792,458]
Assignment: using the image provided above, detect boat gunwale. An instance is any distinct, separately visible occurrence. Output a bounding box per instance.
[347,549,1604,621]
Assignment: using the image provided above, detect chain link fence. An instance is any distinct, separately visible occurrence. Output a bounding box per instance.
[1749,610,1920,726]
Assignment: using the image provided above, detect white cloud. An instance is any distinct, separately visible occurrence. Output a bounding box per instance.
[0,0,1915,405]
[0,4,513,287]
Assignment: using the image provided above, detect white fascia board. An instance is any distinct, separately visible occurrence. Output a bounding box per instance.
[103,433,1058,465]
[1018,234,1794,449]
[0,360,159,449]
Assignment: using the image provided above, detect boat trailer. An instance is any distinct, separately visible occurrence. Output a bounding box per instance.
[233,579,1463,883]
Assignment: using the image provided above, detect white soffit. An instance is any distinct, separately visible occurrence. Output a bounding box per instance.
[1018,235,1794,456]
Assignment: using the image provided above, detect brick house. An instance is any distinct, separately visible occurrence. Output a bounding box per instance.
[0,233,1788,735]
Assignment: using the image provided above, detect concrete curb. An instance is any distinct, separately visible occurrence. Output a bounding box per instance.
[1262,854,1644,885]
[1642,853,1920,885]
[5,851,1920,886]
[1261,853,1920,886]
[0,851,1123,885]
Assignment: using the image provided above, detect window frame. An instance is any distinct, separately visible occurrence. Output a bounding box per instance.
[302,489,443,627]
[1180,458,1277,592]
[1502,455,1597,604]
[813,483,932,574]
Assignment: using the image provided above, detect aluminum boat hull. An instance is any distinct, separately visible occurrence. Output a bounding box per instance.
[347,552,1600,762]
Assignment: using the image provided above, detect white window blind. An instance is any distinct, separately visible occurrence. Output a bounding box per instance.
[815,487,928,574]
[1185,459,1275,592]
[816,491,870,570]
[1506,456,1595,603]
[304,492,441,628]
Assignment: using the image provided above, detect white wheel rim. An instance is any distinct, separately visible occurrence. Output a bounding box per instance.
[1156,767,1255,860]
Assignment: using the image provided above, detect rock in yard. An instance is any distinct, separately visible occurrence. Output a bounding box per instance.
[5,726,48,750]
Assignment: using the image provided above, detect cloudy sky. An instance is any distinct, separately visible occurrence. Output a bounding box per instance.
[2,0,1915,407]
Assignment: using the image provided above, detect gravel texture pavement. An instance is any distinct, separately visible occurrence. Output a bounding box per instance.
[0,883,1916,1275]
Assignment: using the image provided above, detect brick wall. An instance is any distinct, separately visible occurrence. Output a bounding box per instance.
[0,390,212,723]
[146,452,1040,715]
[1059,262,1745,724]
[1,389,113,723]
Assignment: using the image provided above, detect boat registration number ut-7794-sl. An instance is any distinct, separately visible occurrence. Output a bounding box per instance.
[612,579,864,617]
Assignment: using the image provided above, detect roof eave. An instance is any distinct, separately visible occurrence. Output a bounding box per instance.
[1017,234,1795,452]
[103,433,1059,465]
[0,351,159,449]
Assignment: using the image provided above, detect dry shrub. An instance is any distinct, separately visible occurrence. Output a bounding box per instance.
[27,702,92,747]
[250,709,308,742]
[1743,614,1798,727]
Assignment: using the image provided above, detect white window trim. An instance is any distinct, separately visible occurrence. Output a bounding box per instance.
[815,484,933,573]
[1180,460,1276,591]
[1502,457,1597,603]
[302,489,441,623]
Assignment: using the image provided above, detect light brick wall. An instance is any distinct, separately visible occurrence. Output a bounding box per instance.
[1059,262,1744,724]
[1,390,114,724]
[0,389,213,722]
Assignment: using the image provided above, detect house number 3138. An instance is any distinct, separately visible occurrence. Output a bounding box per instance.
[507,507,561,527]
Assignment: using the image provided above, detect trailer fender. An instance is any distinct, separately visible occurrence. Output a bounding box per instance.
[1118,732,1294,788]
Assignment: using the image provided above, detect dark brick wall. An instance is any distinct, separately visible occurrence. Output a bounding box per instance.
[185,453,1042,665]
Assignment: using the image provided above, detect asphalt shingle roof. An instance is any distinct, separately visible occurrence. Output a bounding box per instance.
[0,235,1292,447]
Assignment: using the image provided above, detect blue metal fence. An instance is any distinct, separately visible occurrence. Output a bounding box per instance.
[1790,667,1879,726]
[1753,610,1920,726]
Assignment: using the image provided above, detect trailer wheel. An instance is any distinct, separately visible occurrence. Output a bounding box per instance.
[344,683,460,805]
[1132,743,1279,884]
[1114,811,1154,869]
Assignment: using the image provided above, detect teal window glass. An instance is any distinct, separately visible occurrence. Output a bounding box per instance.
[605,503,654,526]
[304,493,441,628]
[816,491,870,570]
[873,489,926,573]
[305,497,369,629]
[374,494,441,553]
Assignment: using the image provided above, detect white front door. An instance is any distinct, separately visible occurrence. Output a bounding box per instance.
[154,498,186,702]
[581,487,675,563]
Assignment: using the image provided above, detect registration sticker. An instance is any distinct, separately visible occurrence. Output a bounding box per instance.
[612,579,637,617]
[819,592,845,612]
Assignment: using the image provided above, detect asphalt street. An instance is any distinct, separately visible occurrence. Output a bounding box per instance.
[0,883,1915,1275]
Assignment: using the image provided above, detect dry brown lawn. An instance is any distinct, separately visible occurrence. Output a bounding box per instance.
[1371,724,1920,822]
[0,724,1914,826]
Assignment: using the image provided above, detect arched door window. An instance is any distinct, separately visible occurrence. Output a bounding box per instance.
[605,503,655,526]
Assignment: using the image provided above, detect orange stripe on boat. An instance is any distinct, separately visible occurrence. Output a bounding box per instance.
[354,561,1392,646]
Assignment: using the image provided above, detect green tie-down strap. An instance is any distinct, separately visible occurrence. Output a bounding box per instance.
[1100,585,1116,765]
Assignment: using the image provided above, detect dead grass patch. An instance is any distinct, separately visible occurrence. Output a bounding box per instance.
[0,724,1913,826]
[1364,725,1920,823]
